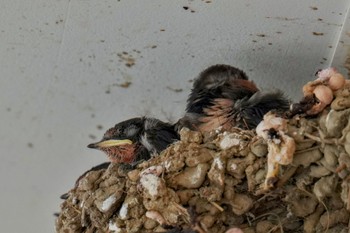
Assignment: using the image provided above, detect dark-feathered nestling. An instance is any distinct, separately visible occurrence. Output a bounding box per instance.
[178,64,290,132]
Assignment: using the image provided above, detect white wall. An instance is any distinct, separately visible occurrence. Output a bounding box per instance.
[1,1,349,232]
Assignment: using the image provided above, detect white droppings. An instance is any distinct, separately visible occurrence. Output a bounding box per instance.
[118,203,128,220]
[256,113,286,140]
[325,109,335,128]
[108,221,121,232]
[145,210,166,225]
[286,211,294,218]
[213,156,224,170]
[163,160,171,170]
[274,155,281,162]
[190,166,203,184]
[80,200,84,208]
[215,126,223,133]
[102,195,117,212]
[140,174,160,197]
[272,138,281,144]
[141,165,163,176]
[72,196,78,205]
[269,116,285,128]
[220,133,240,149]
[256,121,265,138]
[231,163,238,170]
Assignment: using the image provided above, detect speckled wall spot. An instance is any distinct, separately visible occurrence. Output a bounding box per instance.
[266,16,299,21]
[89,134,97,140]
[117,52,136,67]
[313,32,324,36]
[182,6,195,13]
[55,19,64,24]
[117,81,132,88]
[166,86,183,93]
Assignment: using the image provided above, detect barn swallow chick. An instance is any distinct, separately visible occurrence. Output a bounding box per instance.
[88,117,179,165]
[178,64,290,132]
[58,118,179,204]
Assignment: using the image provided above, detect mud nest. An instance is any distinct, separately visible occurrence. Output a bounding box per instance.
[56,78,350,233]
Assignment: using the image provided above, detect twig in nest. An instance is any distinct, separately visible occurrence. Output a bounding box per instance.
[304,132,338,145]
[320,199,330,233]
[294,145,320,154]
[193,223,207,233]
[298,187,330,233]
[209,201,224,212]
[173,202,191,224]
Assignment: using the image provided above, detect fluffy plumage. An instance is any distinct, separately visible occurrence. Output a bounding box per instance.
[178,64,290,132]
[88,117,179,165]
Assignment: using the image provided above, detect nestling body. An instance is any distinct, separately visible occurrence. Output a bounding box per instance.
[88,117,179,165]
[178,64,290,132]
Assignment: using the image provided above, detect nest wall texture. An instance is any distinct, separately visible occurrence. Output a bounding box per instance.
[56,75,350,233]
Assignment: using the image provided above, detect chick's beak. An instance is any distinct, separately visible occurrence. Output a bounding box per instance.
[87,139,133,149]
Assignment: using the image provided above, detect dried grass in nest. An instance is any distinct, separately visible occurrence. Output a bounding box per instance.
[56,81,350,233]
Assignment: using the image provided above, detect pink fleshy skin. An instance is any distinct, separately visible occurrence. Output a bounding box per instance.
[317,67,337,81]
